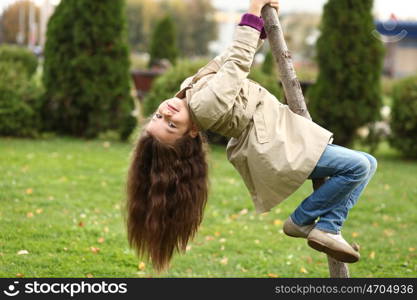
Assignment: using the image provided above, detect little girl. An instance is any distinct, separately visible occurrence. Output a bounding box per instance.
[126,0,377,272]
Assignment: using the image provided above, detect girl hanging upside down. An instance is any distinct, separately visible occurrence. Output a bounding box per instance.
[126,0,377,272]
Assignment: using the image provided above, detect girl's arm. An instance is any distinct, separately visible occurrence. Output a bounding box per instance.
[187,1,279,130]
[212,0,279,68]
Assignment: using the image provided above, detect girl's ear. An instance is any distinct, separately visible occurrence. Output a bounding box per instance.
[189,124,199,139]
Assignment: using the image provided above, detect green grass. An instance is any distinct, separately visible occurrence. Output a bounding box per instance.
[0,137,416,278]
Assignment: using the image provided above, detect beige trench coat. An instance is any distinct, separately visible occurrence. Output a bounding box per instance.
[175,25,333,213]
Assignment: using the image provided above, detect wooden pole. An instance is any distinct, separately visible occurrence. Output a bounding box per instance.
[261,5,350,278]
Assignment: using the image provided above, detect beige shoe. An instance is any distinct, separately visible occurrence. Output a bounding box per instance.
[283,217,315,239]
[307,228,360,263]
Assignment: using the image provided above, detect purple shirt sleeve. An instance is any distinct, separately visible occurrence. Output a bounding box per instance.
[238,13,267,39]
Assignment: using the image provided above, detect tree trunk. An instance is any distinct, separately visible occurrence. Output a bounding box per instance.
[261,5,350,278]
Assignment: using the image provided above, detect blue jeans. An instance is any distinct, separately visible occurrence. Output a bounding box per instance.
[291,144,377,234]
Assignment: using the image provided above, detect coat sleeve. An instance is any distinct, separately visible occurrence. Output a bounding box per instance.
[188,25,263,130]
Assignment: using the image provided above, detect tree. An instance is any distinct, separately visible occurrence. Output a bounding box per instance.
[0,0,40,45]
[307,0,384,146]
[42,0,135,140]
[261,50,276,75]
[148,15,179,67]
[184,0,217,56]
[126,0,160,52]
[389,75,417,159]
[126,0,217,57]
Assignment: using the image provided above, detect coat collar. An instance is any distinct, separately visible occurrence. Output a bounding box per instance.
[174,59,221,99]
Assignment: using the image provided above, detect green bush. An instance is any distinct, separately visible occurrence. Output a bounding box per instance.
[0,62,43,137]
[0,44,38,77]
[42,0,135,140]
[261,50,275,76]
[148,16,179,68]
[389,75,417,158]
[307,0,384,146]
[249,66,283,101]
[143,59,207,116]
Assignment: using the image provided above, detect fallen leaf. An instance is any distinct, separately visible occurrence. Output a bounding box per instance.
[90,247,100,254]
[86,274,94,278]
[26,212,34,218]
[300,267,308,274]
[273,219,283,226]
[351,232,359,238]
[306,256,313,264]
[186,245,192,252]
[219,238,226,243]
[103,227,109,233]
[63,248,68,251]
[220,257,228,265]
[205,236,214,241]
[48,196,54,201]
[268,273,279,278]
[16,273,25,278]
[25,188,33,195]
[229,214,239,220]
[138,262,146,270]
[384,229,395,237]
[35,209,43,214]
[214,232,221,237]
[254,240,260,244]
[226,178,236,184]
[59,176,67,182]
[369,251,376,259]
[17,250,29,255]
[78,221,85,227]
[239,208,248,215]
[103,141,111,148]
[409,248,416,252]
[97,237,105,243]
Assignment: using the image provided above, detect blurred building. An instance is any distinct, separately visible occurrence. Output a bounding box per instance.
[376,20,417,78]
[37,0,60,48]
[209,2,243,55]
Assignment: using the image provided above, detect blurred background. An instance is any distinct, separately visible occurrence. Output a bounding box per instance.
[0,0,416,152]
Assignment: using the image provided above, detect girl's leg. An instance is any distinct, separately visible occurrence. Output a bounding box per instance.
[318,151,377,231]
[290,144,374,234]
[346,150,377,210]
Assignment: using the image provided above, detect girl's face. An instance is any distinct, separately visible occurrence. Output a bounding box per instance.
[146,97,198,144]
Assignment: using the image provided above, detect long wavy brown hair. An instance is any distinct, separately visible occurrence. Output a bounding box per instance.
[126,128,209,272]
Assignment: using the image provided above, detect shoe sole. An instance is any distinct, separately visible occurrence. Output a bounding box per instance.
[307,239,359,263]
[283,228,307,239]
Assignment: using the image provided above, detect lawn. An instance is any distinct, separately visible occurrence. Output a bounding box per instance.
[0,137,416,278]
